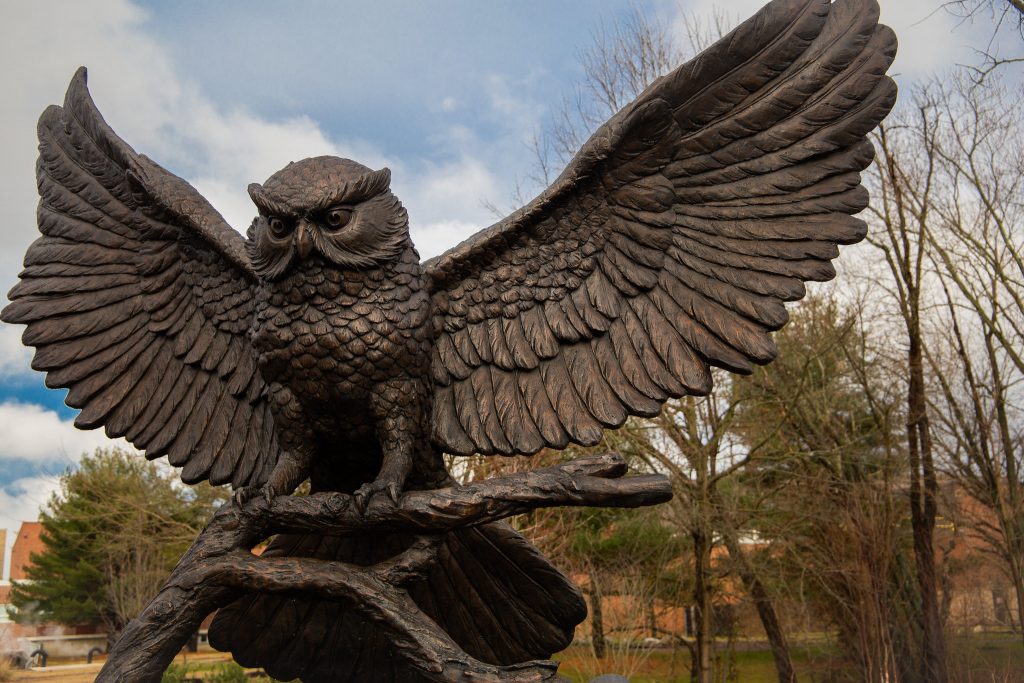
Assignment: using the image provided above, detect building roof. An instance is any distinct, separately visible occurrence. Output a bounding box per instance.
[10,522,44,581]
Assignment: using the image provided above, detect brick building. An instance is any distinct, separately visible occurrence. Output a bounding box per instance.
[1,521,106,662]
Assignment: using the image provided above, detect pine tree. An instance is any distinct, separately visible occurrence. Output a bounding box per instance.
[10,448,224,640]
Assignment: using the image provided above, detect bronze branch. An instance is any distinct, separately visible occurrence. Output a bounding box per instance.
[96,453,670,682]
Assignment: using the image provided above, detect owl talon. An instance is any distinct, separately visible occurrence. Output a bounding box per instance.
[352,480,402,513]
[233,486,253,508]
[352,488,369,513]
[233,484,277,509]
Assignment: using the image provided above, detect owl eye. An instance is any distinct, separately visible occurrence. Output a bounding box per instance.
[323,207,353,231]
[268,216,291,238]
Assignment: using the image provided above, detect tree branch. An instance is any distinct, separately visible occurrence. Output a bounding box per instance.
[97,453,670,682]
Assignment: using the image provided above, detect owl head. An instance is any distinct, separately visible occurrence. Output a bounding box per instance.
[245,156,409,279]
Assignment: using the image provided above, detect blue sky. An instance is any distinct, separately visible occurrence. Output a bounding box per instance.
[0,0,1018,578]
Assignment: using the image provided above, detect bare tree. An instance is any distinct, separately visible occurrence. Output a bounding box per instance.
[731,294,917,683]
[527,5,735,189]
[865,96,952,683]
[612,395,733,683]
[943,0,1024,80]
[916,76,1024,643]
[607,385,798,683]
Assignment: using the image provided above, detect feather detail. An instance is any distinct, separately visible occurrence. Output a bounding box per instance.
[429,1,894,457]
[1,69,278,489]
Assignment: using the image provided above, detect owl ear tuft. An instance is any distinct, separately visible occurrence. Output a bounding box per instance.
[349,167,391,202]
[248,183,291,216]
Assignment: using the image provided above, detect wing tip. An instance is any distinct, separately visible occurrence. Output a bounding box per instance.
[64,66,93,112]
[0,299,24,325]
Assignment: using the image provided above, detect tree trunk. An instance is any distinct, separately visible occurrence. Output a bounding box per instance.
[692,528,713,683]
[646,595,658,638]
[720,531,796,683]
[588,571,607,659]
[906,332,948,683]
[1011,553,1024,645]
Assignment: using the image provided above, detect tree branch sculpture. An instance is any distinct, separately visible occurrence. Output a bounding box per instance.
[97,453,671,682]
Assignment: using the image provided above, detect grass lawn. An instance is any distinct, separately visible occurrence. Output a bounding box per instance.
[555,644,818,683]
[555,632,1024,682]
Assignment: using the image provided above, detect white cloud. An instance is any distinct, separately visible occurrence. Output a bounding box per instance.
[484,73,545,137]
[161,102,398,232]
[401,156,503,258]
[0,0,399,280]
[413,220,485,261]
[0,398,129,579]
[0,401,126,466]
[0,325,32,379]
[0,0,526,293]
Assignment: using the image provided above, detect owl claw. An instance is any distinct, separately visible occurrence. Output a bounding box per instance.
[352,480,403,513]
[233,483,277,509]
[232,486,253,508]
[352,488,369,513]
[387,484,401,504]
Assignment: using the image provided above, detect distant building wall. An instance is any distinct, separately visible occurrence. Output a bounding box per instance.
[1,528,7,581]
[10,522,43,581]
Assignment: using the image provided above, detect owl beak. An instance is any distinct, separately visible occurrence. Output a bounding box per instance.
[295,221,314,260]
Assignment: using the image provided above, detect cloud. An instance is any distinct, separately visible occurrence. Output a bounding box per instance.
[413,220,484,261]
[402,156,504,259]
[0,399,127,580]
[0,401,126,466]
[0,0,400,285]
[0,0,538,299]
[0,325,32,379]
[484,73,546,138]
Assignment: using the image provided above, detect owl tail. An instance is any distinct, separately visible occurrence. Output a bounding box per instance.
[208,522,586,682]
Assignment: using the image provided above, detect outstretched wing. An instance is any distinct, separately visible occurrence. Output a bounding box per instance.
[1,68,281,488]
[425,0,896,456]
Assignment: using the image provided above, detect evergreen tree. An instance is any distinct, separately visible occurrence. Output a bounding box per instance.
[10,448,224,639]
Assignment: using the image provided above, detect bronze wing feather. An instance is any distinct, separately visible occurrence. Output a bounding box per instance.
[424,0,897,456]
[1,68,281,488]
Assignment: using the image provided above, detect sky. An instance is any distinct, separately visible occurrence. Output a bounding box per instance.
[0,0,1018,579]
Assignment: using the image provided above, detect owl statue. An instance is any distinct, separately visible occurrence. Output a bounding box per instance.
[2,0,896,680]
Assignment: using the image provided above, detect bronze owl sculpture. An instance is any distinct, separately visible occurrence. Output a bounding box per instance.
[2,0,896,680]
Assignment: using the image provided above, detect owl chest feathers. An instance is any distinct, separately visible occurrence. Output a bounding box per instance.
[251,248,433,401]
